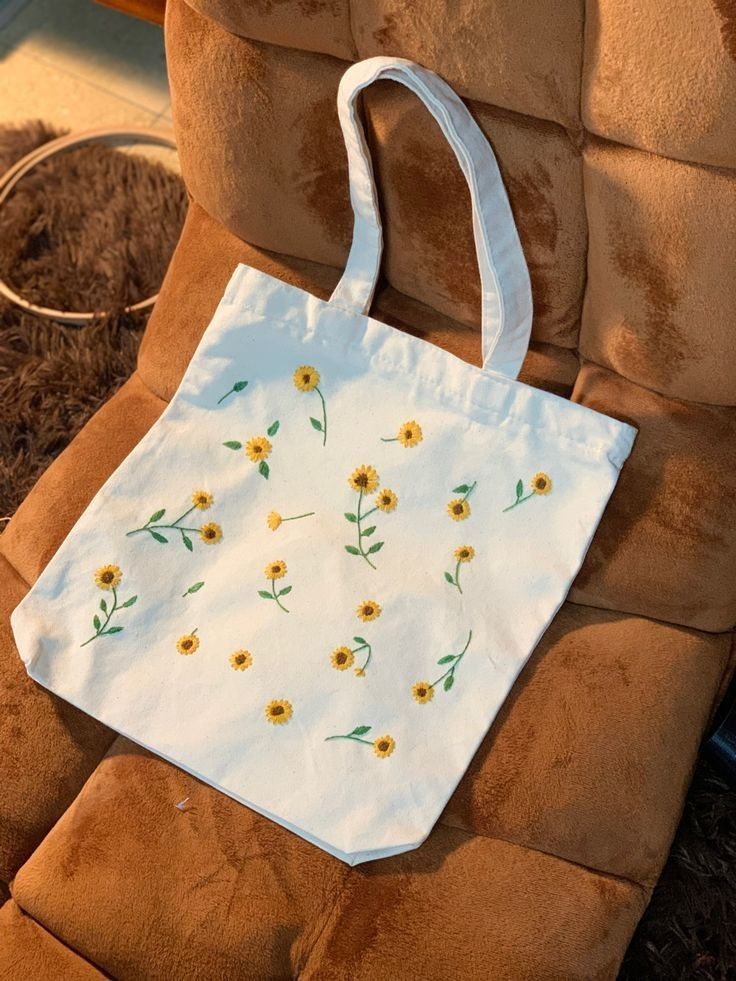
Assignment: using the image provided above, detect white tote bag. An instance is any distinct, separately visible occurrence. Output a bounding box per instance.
[12,57,636,865]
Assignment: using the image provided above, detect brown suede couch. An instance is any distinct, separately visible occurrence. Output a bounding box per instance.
[1,1,735,977]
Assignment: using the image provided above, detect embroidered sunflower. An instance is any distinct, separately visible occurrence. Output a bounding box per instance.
[455,545,475,562]
[356,600,381,622]
[293,365,320,392]
[192,490,213,510]
[348,464,379,494]
[331,646,354,671]
[503,472,553,511]
[199,522,222,545]
[265,560,287,580]
[267,511,282,531]
[373,735,395,759]
[412,681,435,704]
[177,631,200,656]
[375,489,398,513]
[230,650,252,671]
[246,436,272,463]
[354,668,366,677]
[382,420,423,447]
[265,699,293,725]
[532,472,552,495]
[95,564,122,590]
[447,498,471,521]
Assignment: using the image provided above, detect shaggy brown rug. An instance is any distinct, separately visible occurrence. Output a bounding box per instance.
[0,122,734,979]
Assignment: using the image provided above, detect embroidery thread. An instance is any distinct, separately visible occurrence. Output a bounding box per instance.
[217,379,248,405]
[325,726,395,758]
[331,637,373,676]
[80,564,137,647]
[503,472,553,511]
[444,545,475,594]
[223,420,280,479]
[344,466,398,569]
[230,649,253,671]
[293,365,327,445]
[126,491,222,551]
[267,510,315,531]
[446,481,477,522]
[258,560,291,613]
[265,699,293,725]
[381,420,423,448]
[412,629,473,702]
[176,628,199,655]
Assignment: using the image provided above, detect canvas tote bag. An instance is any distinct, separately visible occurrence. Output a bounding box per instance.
[12,57,637,865]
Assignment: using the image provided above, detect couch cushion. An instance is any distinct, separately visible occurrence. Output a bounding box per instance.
[0,900,104,979]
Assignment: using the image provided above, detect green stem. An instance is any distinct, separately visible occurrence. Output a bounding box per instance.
[356,488,377,570]
[430,629,473,689]
[217,386,236,405]
[272,579,290,613]
[352,642,372,671]
[282,512,315,522]
[454,560,463,594]
[502,492,534,513]
[324,734,373,746]
[380,437,398,442]
[80,587,118,647]
[462,481,477,503]
[315,387,327,446]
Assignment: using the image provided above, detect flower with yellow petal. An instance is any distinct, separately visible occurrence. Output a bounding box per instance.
[412,681,435,704]
[373,735,395,758]
[264,560,287,580]
[267,511,283,531]
[503,473,553,511]
[95,564,122,591]
[356,600,381,622]
[177,631,200,656]
[354,667,366,677]
[191,490,213,510]
[532,472,552,495]
[375,488,398,513]
[230,650,252,671]
[447,498,471,521]
[348,464,379,494]
[246,436,272,463]
[397,421,422,447]
[260,560,291,612]
[199,522,222,545]
[455,545,475,563]
[331,646,354,671]
[293,365,320,392]
[265,699,293,725]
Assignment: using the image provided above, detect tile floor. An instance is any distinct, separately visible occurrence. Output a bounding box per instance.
[0,0,177,168]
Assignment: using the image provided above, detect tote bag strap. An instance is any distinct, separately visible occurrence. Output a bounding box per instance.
[329,56,533,379]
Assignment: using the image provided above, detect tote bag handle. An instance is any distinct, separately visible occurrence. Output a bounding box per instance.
[329,56,533,380]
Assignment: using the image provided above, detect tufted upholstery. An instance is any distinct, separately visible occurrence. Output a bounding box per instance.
[1,1,735,976]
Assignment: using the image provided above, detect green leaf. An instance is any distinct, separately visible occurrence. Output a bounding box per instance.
[151,531,168,543]
[121,595,138,608]
[106,626,124,635]
[353,636,367,646]
[99,598,108,613]
[344,545,360,555]
[444,572,455,585]
[233,380,248,392]
[362,525,376,537]
[258,590,274,599]
[309,417,323,432]
[223,441,242,450]
[93,614,101,630]
[351,725,371,736]
[149,508,166,523]
[259,460,270,479]
[182,534,193,552]
[437,654,456,665]
[267,420,280,437]
[515,478,523,499]
[344,512,358,523]
[186,582,205,595]
[444,674,455,691]
[278,586,292,596]
[366,541,384,555]
[452,484,469,494]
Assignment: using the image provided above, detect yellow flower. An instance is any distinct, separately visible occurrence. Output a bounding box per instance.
[375,488,398,513]
[354,668,366,677]
[230,650,252,671]
[177,633,199,655]
[293,365,320,392]
[267,511,282,531]
[397,420,423,448]
[373,735,395,758]
[454,545,475,563]
[246,436,272,462]
[265,699,293,725]
[348,464,379,494]
[447,498,471,521]
[94,564,122,590]
[199,522,222,545]
[331,646,354,671]
[412,681,435,704]
[265,560,287,580]
[191,490,213,510]
[531,472,552,495]
[356,600,381,622]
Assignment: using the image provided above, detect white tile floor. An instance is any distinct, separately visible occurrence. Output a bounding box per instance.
[0,0,178,168]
